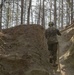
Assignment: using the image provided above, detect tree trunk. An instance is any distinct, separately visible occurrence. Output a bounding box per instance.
[31,8,33,24]
[42,0,45,28]
[61,0,63,28]
[6,7,9,28]
[24,0,27,24]
[50,0,52,22]
[71,0,73,23]
[27,0,32,25]
[37,0,41,25]
[12,0,14,25]
[66,1,69,25]
[54,0,57,27]
[58,0,61,28]
[0,4,2,30]
[0,0,6,30]
[16,0,19,25]
[21,0,24,24]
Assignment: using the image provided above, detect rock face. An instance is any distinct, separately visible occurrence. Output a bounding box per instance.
[0,25,51,75]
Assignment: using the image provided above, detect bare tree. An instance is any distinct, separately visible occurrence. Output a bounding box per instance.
[50,0,52,22]
[0,3,2,30]
[24,0,27,24]
[0,0,6,30]
[58,0,61,28]
[1,0,73,28]
[42,0,45,28]
[66,0,70,25]
[21,0,24,24]
[16,0,19,25]
[27,0,32,25]
[71,0,73,23]
[37,0,41,25]
[61,0,63,28]
[54,0,57,27]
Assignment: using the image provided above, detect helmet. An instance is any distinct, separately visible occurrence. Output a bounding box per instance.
[48,22,54,26]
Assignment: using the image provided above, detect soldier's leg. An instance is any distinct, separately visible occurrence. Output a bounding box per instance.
[48,44,53,63]
[52,43,58,66]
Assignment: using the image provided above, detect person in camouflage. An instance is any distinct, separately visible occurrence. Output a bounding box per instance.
[45,22,61,67]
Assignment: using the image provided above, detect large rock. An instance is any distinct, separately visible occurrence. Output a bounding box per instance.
[0,25,51,75]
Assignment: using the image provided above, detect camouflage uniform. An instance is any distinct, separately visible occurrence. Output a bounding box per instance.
[45,26,61,65]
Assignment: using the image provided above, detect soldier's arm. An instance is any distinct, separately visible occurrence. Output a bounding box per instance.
[57,29,61,36]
